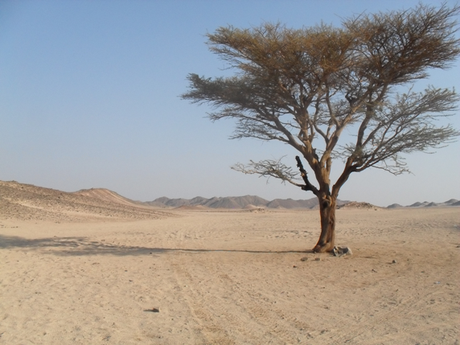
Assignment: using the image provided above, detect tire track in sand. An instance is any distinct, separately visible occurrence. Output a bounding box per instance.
[170,253,311,344]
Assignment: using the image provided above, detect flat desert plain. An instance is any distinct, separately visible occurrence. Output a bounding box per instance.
[1,205,459,344]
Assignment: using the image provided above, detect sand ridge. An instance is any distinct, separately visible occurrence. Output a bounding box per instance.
[0,180,171,222]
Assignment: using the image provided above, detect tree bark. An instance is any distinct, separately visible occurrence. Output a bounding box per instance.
[312,194,336,253]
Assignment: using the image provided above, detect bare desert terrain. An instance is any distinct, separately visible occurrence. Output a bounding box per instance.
[0,181,459,344]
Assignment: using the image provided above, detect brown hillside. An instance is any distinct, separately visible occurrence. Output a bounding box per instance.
[0,180,170,222]
[73,188,141,207]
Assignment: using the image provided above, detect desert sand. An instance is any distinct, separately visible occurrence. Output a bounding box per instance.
[0,182,459,344]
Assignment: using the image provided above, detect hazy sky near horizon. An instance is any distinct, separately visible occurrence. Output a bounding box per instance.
[1,0,459,207]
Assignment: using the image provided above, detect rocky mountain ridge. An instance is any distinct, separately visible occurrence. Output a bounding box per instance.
[145,195,348,209]
[146,196,460,209]
[386,199,460,208]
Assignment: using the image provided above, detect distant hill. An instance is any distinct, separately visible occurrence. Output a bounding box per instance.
[145,196,460,210]
[387,203,403,209]
[145,196,349,209]
[406,199,459,208]
[337,202,380,210]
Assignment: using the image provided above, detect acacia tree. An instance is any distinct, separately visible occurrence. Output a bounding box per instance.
[182,4,460,253]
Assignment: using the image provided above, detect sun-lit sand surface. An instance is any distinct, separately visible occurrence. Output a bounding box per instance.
[0,182,459,344]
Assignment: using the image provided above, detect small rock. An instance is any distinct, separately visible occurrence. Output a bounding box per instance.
[300,257,308,261]
[315,257,321,261]
[332,246,352,257]
[144,308,160,313]
[293,265,297,268]
[392,260,397,264]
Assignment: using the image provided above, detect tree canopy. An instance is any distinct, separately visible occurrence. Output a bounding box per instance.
[182,3,460,252]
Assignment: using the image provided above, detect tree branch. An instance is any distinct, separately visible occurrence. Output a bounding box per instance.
[231,158,304,188]
[295,156,319,195]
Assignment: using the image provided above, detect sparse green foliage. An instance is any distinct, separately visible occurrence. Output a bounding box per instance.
[182,3,460,252]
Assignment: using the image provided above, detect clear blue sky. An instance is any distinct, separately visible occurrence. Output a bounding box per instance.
[1,0,459,207]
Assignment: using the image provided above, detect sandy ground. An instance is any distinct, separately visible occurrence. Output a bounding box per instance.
[0,207,459,344]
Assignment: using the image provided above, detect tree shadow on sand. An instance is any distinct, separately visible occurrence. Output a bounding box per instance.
[0,234,310,256]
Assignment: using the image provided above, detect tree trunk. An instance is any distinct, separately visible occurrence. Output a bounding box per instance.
[312,194,336,253]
